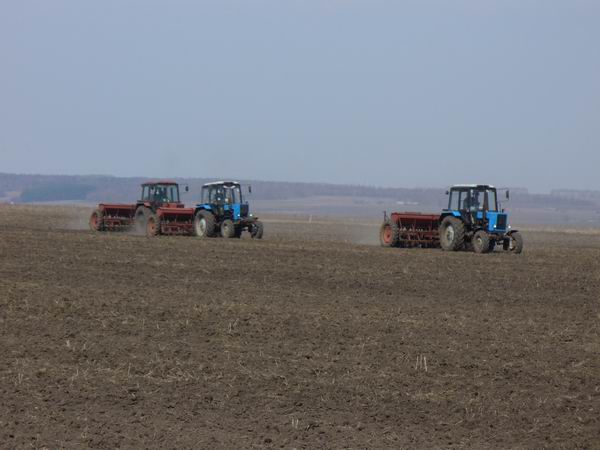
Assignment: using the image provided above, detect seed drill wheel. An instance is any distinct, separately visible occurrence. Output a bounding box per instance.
[221,219,236,238]
[503,231,523,254]
[250,220,264,239]
[194,210,216,238]
[472,230,490,254]
[439,216,465,251]
[379,219,399,247]
[146,214,160,237]
[89,209,103,232]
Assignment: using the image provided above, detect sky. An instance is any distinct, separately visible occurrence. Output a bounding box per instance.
[1,0,599,192]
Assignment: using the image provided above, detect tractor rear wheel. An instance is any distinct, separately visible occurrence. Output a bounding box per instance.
[250,220,264,239]
[146,214,160,237]
[221,219,236,238]
[379,219,399,247]
[439,216,465,251]
[472,230,490,254]
[194,210,216,238]
[89,209,104,232]
[504,231,523,254]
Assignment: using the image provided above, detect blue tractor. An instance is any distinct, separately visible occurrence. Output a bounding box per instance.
[193,181,264,239]
[439,184,523,253]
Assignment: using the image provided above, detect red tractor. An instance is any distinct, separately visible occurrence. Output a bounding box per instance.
[89,181,195,236]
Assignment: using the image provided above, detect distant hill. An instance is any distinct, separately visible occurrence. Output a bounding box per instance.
[1,173,599,225]
[0,173,445,204]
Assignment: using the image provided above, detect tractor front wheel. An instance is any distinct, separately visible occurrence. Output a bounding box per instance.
[250,220,264,239]
[472,230,490,254]
[439,216,465,251]
[504,231,523,254]
[221,219,236,238]
[194,210,216,238]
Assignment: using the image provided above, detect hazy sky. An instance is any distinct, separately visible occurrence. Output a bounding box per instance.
[1,0,599,192]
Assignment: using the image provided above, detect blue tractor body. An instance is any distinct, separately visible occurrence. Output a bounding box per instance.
[439,184,522,253]
[193,181,263,239]
[445,209,508,234]
[196,202,243,219]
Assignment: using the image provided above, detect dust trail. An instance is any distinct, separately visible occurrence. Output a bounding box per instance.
[330,217,381,246]
[63,205,146,235]
[125,223,146,236]
[64,208,92,231]
[263,215,381,246]
[348,223,381,246]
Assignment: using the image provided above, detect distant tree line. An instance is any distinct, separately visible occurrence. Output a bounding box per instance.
[552,189,600,200]
[0,172,598,210]
[19,183,95,202]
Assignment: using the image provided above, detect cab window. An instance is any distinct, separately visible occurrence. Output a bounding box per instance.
[487,189,498,211]
[207,186,224,204]
[449,190,460,210]
[153,186,166,202]
[476,190,486,210]
[166,185,179,202]
[224,186,241,204]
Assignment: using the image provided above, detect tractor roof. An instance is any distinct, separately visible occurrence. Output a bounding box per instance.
[202,181,241,187]
[141,180,179,186]
[451,184,496,189]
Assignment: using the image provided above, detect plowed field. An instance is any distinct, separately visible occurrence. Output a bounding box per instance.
[1,205,599,448]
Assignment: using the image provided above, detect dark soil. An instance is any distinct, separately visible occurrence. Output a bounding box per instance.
[1,205,599,449]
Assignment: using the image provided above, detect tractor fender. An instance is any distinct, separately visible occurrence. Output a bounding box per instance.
[441,211,469,225]
[506,229,519,236]
[441,210,465,219]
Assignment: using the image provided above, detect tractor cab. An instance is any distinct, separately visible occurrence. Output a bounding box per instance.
[443,185,508,234]
[199,181,249,220]
[139,181,185,209]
